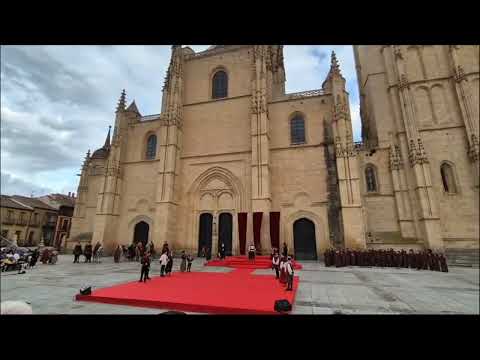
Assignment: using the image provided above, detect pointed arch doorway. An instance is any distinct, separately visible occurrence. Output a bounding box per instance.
[133,221,149,246]
[198,213,213,258]
[218,212,233,256]
[293,218,317,260]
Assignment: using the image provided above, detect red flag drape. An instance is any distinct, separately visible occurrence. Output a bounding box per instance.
[238,213,247,255]
[253,212,263,251]
[269,212,280,249]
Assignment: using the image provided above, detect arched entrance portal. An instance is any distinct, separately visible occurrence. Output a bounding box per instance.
[133,221,149,246]
[198,213,213,257]
[218,213,233,256]
[293,218,317,260]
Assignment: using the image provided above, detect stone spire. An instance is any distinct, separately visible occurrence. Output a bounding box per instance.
[322,50,345,91]
[116,89,126,113]
[330,51,341,76]
[103,126,111,148]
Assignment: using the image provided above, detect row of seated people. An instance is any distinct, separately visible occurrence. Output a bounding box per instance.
[324,248,449,272]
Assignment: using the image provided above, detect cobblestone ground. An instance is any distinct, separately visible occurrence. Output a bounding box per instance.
[1,255,478,314]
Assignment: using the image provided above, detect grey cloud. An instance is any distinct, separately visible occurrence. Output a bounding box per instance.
[1,172,54,197]
[1,46,104,110]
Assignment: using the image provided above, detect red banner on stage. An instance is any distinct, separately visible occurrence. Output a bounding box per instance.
[269,212,280,249]
[238,213,247,255]
[253,212,263,251]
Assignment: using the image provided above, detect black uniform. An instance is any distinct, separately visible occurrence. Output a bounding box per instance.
[140,254,151,282]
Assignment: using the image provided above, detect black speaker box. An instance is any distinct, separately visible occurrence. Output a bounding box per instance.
[274,299,292,312]
[79,286,92,295]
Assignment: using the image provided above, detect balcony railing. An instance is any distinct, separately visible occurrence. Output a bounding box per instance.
[29,221,40,227]
[2,218,15,225]
[16,219,28,226]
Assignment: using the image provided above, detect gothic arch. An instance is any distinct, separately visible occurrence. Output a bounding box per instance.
[364,163,379,193]
[440,160,460,194]
[283,210,328,258]
[128,214,154,245]
[187,166,245,255]
[289,111,307,144]
[188,166,246,210]
[142,131,158,160]
[210,66,229,99]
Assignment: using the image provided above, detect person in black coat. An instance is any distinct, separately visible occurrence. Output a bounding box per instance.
[165,251,173,276]
[282,243,288,258]
[84,244,93,263]
[139,252,151,282]
[439,253,449,272]
[73,242,83,263]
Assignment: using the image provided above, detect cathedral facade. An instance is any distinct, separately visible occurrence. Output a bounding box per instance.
[67,45,479,259]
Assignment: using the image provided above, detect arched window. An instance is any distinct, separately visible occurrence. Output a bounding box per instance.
[441,162,457,193]
[290,115,306,144]
[145,134,157,160]
[212,70,228,99]
[365,165,377,192]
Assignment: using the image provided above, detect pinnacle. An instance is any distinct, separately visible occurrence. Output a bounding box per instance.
[116,89,126,112]
[104,126,111,148]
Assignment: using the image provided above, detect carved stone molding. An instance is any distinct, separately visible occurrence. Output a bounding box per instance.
[408,138,429,166]
[453,65,467,83]
[389,145,403,171]
[469,134,480,162]
[398,74,410,90]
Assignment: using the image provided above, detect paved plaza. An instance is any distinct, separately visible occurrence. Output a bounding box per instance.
[1,255,478,314]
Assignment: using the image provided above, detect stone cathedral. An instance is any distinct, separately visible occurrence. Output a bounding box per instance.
[67,45,479,260]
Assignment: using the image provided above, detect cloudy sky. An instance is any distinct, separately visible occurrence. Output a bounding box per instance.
[1,45,361,197]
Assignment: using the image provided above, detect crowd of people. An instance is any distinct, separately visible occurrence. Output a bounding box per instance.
[270,244,295,291]
[323,248,449,272]
[72,242,103,263]
[138,242,195,282]
[1,247,54,273]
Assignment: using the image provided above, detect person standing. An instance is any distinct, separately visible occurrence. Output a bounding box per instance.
[439,253,449,273]
[180,251,187,272]
[407,249,416,269]
[220,243,226,260]
[114,245,122,263]
[166,251,173,276]
[272,253,280,279]
[73,242,82,263]
[84,244,93,263]
[248,243,256,262]
[159,251,168,277]
[282,243,288,258]
[285,257,294,291]
[279,256,287,285]
[139,252,151,282]
[187,254,194,272]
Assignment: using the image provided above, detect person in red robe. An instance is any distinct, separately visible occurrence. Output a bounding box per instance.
[334,250,342,267]
[416,251,423,270]
[323,249,331,267]
[433,253,441,271]
[345,249,351,266]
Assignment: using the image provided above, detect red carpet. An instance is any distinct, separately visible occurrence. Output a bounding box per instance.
[76,267,299,314]
[206,255,303,270]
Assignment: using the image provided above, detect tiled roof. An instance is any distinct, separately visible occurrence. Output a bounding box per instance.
[38,194,75,209]
[0,195,34,211]
[11,195,57,211]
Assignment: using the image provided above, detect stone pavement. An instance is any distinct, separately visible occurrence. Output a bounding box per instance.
[1,255,478,314]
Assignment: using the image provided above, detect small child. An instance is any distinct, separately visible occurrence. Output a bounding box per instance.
[187,254,193,272]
